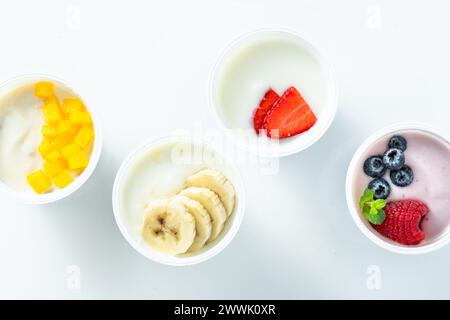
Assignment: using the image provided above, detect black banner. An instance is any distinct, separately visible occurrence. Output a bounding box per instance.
[0,300,445,318]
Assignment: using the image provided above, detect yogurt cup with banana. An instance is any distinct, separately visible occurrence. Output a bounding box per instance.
[112,136,245,266]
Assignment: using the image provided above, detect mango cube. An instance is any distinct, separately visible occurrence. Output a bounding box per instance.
[53,170,73,188]
[27,170,52,194]
[74,126,94,148]
[44,94,59,106]
[44,150,61,162]
[38,139,53,156]
[43,102,62,124]
[50,132,74,150]
[69,111,92,125]
[43,160,65,177]
[31,86,94,190]
[62,98,84,114]
[67,151,89,170]
[61,144,81,160]
[56,120,75,135]
[34,82,54,99]
[41,125,57,139]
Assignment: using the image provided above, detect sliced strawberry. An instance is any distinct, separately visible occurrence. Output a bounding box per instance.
[263,87,317,139]
[252,88,279,134]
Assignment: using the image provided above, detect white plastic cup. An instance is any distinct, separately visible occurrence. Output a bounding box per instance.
[209,29,339,157]
[112,135,246,266]
[346,122,450,254]
[0,74,103,204]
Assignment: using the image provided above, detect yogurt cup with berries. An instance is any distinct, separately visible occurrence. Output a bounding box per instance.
[346,123,450,254]
[0,75,102,204]
[210,29,338,157]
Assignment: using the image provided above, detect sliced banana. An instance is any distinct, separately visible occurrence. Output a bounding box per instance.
[142,199,196,255]
[172,195,212,252]
[185,168,236,216]
[180,187,227,242]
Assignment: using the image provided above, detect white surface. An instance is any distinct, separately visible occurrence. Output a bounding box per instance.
[0,0,450,299]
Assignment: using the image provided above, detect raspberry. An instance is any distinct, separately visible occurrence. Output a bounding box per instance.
[372,200,428,245]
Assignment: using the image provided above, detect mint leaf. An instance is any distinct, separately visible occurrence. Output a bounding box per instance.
[373,199,387,210]
[362,205,370,216]
[359,188,387,225]
[365,209,386,225]
[359,188,374,209]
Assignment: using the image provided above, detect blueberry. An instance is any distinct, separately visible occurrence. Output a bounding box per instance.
[368,178,391,200]
[388,135,407,152]
[382,148,405,170]
[390,165,414,187]
[363,155,387,178]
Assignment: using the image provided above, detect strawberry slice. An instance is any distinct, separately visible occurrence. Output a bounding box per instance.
[263,86,317,138]
[252,88,279,134]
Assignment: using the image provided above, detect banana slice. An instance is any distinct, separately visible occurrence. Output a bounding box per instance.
[180,187,227,242]
[172,195,212,252]
[142,199,196,255]
[185,168,236,216]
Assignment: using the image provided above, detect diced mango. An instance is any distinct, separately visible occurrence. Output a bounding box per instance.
[69,111,92,125]
[34,82,54,99]
[56,120,76,135]
[50,132,74,150]
[43,102,62,124]
[43,160,65,177]
[53,170,73,188]
[41,125,57,139]
[44,150,61,162]
[62,98,84,114]
[61,144,81,160]
[67,151,89,170]
[74,126,94,149]
[38,139,53,156]
[44,94,59,106]
[27,170,52,194]
[30,82,95,192]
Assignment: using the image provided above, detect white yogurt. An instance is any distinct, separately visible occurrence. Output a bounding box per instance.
[117,139,240,245]
[0,82,79,193]
[0,84,44,191]
[215,35,328,130]
[210,30,338,157]
[113,136,246,265]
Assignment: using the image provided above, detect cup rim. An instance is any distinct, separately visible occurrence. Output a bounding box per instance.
[208,28,339,158]
[0,73,103,205]
[112,134,246,266]
[345,122,450,254]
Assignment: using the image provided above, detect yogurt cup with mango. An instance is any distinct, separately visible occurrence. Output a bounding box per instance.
[0,75,102,204]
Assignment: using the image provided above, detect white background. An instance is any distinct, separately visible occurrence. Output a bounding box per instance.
[0,0,449,299]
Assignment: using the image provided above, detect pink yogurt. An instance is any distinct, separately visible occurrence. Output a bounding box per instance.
[353,130,450,243]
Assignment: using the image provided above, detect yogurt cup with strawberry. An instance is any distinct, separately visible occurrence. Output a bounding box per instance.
[210,29,338,157]
[346,123,450,254]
